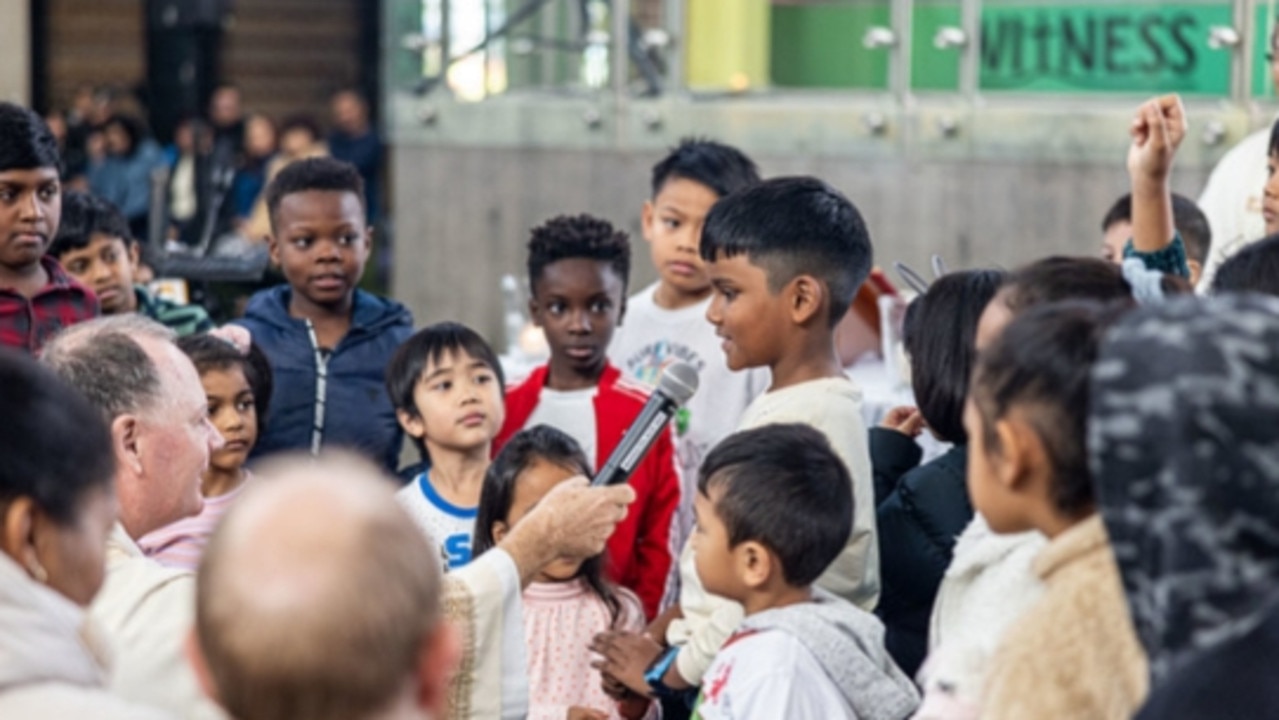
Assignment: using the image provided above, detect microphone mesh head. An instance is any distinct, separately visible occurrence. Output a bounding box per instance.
[658,362,700,406]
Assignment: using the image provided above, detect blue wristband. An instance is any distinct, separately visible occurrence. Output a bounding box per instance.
[643,645,681,698]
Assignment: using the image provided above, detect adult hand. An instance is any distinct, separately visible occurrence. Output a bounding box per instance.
[881,406,925,438]
[500,478,635,587]
[1127,94,1186,183]
[567,707,608,720]
[590,630,663,697]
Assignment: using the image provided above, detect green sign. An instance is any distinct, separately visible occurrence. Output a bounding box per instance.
[978,3,1234,94]
[770,1,1245,96]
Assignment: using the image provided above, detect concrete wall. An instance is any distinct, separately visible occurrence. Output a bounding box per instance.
[0,1,31,104]
[390,140,1211,345]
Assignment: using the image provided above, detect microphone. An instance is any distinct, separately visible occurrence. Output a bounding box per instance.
[592,362,699,487]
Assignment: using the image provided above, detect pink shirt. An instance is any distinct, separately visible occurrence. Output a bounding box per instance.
[524,579,656,720]
[137,477,249,572]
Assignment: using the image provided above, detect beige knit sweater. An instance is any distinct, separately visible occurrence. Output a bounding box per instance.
[981,514,1148,720]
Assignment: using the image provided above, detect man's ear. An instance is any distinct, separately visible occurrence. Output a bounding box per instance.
[184,627,221,703]
[396,408,426,439]
[416,622,463,717]
[128,241,142,272]
[1,497,41,581]
[788,275,826,326]
[112,414,144,477]
[1187,258,1203,287]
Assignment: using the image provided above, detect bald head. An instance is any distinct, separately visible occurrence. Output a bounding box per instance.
[196,453,449,720]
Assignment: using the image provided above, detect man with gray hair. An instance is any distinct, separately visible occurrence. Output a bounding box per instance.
[43,314,226,720]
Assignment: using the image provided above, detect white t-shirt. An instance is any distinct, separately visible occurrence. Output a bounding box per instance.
[694,630,852,720]
[396,473,478,570]
[525,387,598,464]
[1198,125,1271,290]
[609,282,769,533]
[669,376,880,685]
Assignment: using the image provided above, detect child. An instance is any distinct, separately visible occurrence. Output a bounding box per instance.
[494,214,680,619]
[597,177,882,705]
[967,301,1147,719]
[138,331,273,570]
[871,269,1005,678]
[1099,192,1212,286]
[475,424,655,720]
[234,157,413,471]
[607,139,767,536]
[387,321,506,569]
[683,424,918,719]
[0,102,98,354]
[49,190,213,335]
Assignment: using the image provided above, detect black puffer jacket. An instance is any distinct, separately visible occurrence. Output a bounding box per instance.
[870,428,972,679]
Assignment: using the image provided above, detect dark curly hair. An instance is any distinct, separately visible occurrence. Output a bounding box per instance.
[526,214,630,295]
[264,156,366,232]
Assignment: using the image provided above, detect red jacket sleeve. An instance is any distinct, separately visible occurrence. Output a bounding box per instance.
[620,425,682,619]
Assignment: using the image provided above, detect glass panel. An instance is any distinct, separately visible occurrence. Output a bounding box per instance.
[978,0,1236,96]
[912,0,964,91]
[1252,0,1276,98]
[770,0,892,90]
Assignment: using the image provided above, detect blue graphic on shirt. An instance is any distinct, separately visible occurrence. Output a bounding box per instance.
[418,472,478,569]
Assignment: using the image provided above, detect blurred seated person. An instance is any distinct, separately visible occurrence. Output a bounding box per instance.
[88,114,167,242]
[231,114,277,222]
[242,115,327,242]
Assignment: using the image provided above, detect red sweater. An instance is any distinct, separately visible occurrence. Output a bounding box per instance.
[495,364,681,619]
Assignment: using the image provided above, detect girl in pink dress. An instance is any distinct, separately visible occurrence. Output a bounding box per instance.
[475,424,656,720]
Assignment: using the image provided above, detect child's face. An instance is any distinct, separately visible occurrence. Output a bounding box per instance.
[203,366,258,477]
[691,487,747,602]
[269,190,370,310]
[1100,220,1130,264]
[705,253,789,371]
[495,458,586,582]
[0,167,61,272]
[58,234,138,314]
[643,178,720,299]
[530,258,625,385]
[1264,151,1279,237]
[399,349,505,454]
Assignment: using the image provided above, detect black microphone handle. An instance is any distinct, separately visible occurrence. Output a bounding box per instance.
[592,393,679,487]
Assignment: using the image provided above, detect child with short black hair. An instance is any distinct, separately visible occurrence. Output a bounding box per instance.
[387,321,506,569]
[0,102,98,354]
[49,190,212,335]
[596,177,882,704]
[699,176,878,608]
[966,302,1147,719]
[476,424,655,720]
[494,213,680,619]
[1100,192,1212,286]
[234,156,413,470]
[608,138,767,542]
[139,331,272,570]
[683,423,918,719]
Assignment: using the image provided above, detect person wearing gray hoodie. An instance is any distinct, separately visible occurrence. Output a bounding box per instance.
[682,424,919,720]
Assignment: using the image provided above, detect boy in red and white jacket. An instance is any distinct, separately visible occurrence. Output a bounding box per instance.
[494,214,681,619]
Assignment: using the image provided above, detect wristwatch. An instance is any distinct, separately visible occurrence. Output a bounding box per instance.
[643,645,681,698]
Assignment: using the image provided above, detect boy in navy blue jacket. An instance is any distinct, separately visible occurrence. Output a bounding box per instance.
[235,157,412,470]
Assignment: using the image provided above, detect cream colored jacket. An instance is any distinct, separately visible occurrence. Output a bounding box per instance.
[91,525,227,720]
